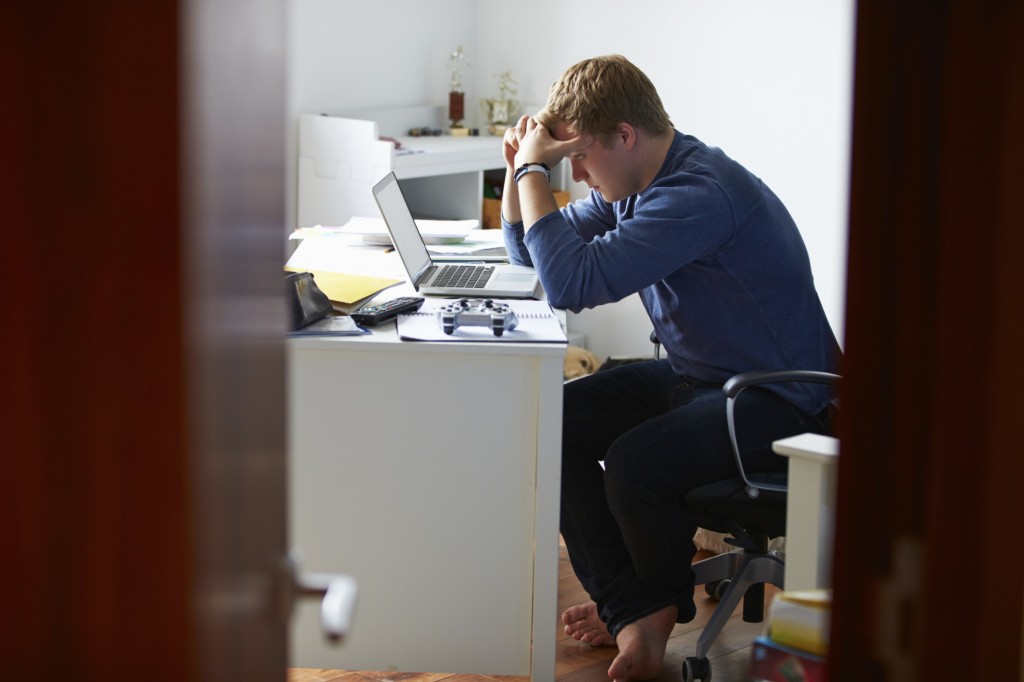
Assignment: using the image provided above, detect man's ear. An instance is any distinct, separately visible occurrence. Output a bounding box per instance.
[617,122,638,150]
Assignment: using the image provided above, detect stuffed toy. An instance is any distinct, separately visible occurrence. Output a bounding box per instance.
[694,527,787,555]
[563,345,602,381]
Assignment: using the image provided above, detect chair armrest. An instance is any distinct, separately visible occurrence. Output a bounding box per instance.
[724,370,841,497]
[650,331,661,359]
[724,370,841,397]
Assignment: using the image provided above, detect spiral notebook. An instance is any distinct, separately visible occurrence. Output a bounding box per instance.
[396,299,567,343]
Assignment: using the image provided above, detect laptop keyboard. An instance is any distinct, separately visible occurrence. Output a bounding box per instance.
[432,264,494,289]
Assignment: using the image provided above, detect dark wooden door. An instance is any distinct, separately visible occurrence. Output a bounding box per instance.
[831,2,1024,679]
[1,1,289,679]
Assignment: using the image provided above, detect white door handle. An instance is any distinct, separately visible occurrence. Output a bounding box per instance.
[282,550,358,643]
[296,572,358,642]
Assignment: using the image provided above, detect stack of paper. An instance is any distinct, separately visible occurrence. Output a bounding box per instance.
[333,216,479,245]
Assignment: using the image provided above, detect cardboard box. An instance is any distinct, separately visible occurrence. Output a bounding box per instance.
[482,197,502,229]
[482,190,570,228]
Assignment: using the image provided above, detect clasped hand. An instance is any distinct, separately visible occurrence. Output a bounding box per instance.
[503,115,587,170]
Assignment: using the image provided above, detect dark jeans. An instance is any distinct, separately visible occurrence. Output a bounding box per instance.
[560,359,833,636]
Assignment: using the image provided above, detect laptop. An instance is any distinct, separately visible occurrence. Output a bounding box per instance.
[372,172,539,298]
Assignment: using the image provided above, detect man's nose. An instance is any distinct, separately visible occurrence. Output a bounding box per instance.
[570,158,586,183]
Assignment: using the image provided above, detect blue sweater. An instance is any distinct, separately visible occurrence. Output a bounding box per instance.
[503,131,841,414]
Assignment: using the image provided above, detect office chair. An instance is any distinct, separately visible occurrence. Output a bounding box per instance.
[682,369,839,681]
[652,333,840,681]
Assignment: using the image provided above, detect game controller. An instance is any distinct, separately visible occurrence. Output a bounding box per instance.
[436,298,519,336]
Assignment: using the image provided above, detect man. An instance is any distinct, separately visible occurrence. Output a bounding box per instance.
[501,55,840,681]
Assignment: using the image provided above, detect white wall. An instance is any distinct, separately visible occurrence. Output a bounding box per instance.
[288,0,855,358]
[286,0,480,226]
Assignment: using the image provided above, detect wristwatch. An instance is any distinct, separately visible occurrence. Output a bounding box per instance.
[514,162,550,183]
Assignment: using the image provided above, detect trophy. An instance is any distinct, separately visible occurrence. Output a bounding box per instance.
[481,71,519,136]
[446,46,470,135]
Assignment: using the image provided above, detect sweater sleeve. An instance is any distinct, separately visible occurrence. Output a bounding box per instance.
[501,216,533,266]
[525,178,736,312]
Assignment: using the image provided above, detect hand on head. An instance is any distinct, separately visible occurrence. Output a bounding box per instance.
[504,115,587,169]
[502,124,520,167]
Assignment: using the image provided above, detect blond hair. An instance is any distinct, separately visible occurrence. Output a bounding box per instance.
[537,55,672,140]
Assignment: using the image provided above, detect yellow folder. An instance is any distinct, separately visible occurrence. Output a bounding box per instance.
[283,266,401,306]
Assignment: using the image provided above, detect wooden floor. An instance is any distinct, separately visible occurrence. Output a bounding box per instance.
[289,542,777,682]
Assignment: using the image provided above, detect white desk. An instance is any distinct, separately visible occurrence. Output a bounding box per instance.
[287,242,565,679]
[772,433,840,591]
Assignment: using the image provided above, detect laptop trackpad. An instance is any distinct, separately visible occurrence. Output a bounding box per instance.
[493,273,536,283]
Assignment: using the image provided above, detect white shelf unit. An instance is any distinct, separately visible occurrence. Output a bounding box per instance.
[297,106,505,228]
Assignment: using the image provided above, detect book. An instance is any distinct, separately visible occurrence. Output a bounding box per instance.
[396,299,567,343]
[750,636,827,682]
[766,589,831,657]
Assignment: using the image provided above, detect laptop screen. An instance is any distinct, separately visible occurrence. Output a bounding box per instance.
[372,172,433,286]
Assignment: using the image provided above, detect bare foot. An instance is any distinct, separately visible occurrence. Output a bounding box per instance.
[562,601,615,647]
[606,605,678,681]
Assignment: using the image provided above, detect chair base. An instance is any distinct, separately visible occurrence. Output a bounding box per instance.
[690,548,785,661]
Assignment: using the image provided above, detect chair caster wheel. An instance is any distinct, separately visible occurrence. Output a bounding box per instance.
[705,578,731,601]
[683,656,712,681]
